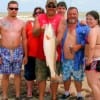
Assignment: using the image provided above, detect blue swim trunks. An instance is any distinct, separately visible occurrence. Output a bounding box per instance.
[61,59,84,81]
[0,46,23,74]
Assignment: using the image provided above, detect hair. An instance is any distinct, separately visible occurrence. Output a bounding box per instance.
[57,1,67,9]
[86,10,100,25]
[33,7,44,17]
[46,0,57,6]
[67,7,78,13]
[8,0,18,7]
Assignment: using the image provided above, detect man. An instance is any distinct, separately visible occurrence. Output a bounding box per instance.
[57,1,67,18]
[33,0,66,100]
[61,7,89,100]
[0,1,27,100]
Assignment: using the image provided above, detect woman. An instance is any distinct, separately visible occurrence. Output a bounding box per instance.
[24,7,44,98]
[85,11,100,100]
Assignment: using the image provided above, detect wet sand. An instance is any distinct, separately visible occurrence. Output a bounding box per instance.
[0,70,93,100]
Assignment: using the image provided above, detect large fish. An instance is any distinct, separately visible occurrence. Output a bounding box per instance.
[43,23,58,80]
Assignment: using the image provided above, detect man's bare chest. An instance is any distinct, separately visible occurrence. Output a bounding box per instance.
[1,20,22,32]
[65,30,76,45]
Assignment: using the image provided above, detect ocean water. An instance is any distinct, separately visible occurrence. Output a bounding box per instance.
[0,12,85,21]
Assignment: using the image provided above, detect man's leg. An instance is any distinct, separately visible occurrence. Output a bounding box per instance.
[50,82,58,100]
[14,74,21,98]
[60,79,71,99]
[64,79,71,91]
[35,59,48,100]
[38,80,46,100]
[2,74,10,99]
[50,62,61,100]
[73,66,84,99]
[74,81,82,92]
[61,60,72,99]
[74,80,82,95]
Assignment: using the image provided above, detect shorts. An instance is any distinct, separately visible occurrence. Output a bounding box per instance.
[0,46,23,74]
[61,59,84,81]
[24,56,36,81]
[35,58,61,81]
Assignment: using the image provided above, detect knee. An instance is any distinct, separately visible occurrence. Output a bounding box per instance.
[14,74,21,78]
[2,75,9,80]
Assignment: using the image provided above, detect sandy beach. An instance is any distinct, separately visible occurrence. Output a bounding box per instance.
[0,70,92,100]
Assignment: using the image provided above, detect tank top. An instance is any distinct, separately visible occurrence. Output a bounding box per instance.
[26,20,39,57]
[37,14,62,61]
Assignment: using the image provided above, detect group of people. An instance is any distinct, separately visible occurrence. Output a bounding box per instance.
[0,0,100,100]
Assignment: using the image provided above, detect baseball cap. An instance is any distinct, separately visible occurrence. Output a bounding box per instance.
[46,0,57,6]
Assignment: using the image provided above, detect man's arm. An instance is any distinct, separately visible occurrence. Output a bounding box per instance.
[22,22,28,64]
[56,17,66,45]
[71,44,83,52]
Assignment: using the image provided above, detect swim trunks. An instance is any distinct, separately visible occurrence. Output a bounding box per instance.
[0,46,23,74]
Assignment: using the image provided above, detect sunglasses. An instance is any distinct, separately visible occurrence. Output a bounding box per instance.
[47,4,56,8]
[8,7,19,11]
[35,11,42,15]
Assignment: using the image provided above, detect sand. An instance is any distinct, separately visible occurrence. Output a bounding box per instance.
[0,70,93,100]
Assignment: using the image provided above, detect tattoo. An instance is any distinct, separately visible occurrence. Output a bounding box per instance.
[1,21,12,29]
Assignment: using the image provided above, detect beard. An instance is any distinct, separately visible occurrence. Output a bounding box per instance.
[67,18,78,24]
[11,15,16,17]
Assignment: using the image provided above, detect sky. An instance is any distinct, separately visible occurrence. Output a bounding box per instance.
[0,0,100,13]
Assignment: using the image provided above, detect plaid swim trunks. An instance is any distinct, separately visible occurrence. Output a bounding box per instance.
[61,59,84,81]
[0,46,23,74]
